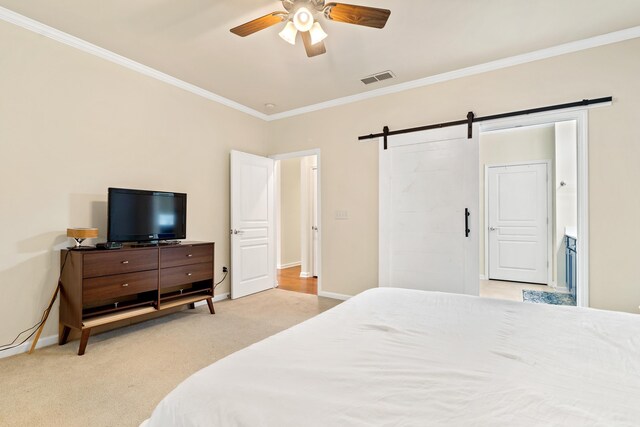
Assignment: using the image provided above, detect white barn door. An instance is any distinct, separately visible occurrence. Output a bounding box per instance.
[380,125,479,295]
[230,150,275,299]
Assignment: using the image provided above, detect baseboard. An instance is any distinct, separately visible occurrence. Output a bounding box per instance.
[299,271,313,278]
[0,293,231,360]
[317,291,352,301]
[0,333,58,359]
[479,274,487,280]
[194,293,229,307]
[277,261,301,269]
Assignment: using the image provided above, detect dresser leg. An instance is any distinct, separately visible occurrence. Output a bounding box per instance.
[78,329,91,356]
[59,326,71,345]
[206,298,215,315]
[188,303,196,309]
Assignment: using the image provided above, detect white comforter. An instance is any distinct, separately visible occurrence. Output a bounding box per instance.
[146,288,640,426]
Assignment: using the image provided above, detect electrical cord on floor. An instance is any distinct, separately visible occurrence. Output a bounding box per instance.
[214,270,228,290]
[0,250,70,352]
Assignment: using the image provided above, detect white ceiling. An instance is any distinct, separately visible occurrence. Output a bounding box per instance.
[2,1,640,115]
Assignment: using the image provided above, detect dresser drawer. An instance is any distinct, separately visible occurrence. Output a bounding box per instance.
[160,262,213,289]
[83,270,158,304]
[161,244,213,268]
[83,250,158,278]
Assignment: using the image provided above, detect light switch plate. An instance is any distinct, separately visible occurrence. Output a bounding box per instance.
[335,210,349,220]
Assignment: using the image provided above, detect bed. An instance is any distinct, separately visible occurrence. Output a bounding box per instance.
[144,288,640,426]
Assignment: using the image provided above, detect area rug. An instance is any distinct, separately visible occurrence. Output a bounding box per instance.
[522,290,576,306]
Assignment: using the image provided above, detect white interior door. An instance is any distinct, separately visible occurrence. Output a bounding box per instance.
[487,162,549,284]
[380,125,479,295]
[311,167,319,277]
[230,150,275,299]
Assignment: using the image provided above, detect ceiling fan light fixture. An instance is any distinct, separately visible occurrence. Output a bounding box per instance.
[279,21,298,45]
[293,7,314,32]
[309,22,328,45]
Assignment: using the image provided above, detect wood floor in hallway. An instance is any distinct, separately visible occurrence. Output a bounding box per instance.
[277,266,317,295]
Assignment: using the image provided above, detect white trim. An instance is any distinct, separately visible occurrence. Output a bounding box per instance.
[269,149,322,296]
[479,109,590,308]
[0,6,636,122]
[277,261,301,269]
[317,291,351,301]
[299,271,312,278]
[0,293,230,359]
[479,274,487,281]
[0,6,267,121]
[0,334,58,359]
[267,27,640,121]
[274,161,282,268]
[484,160,553,286]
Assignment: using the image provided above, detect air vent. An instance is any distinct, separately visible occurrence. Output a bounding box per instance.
[361,70,396,85]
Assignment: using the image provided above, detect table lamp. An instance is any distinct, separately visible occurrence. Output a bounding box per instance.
[67,228,98,249]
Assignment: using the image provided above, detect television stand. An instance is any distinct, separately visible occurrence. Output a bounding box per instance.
[59,241,215,355]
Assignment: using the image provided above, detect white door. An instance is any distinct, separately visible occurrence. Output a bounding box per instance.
[311,167,319,277]
[487,162,549,284]
[380,125,479,295]
[230,150,276,299]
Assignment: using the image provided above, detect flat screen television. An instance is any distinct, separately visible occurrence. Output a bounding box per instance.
[107,187,187,243]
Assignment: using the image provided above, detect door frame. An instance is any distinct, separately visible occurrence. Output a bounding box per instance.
[479,108,591,307]
[484,160,553,286]
[270,149,322,296]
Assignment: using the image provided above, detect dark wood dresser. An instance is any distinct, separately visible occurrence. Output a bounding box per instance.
[59,242,215,355]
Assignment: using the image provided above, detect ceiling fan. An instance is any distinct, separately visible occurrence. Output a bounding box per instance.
[230,0,391,58]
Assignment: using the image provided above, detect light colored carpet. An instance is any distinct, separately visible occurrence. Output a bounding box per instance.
[0,289,341,427]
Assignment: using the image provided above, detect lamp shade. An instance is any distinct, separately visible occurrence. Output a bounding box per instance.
[67,227,98,248]
[279,21,298,45]
[67,228,99,239]
[309,22,328,45]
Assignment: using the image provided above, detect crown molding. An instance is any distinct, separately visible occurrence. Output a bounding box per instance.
[0,6,269,121]
[2,6,639,123]
[265,25,640,121]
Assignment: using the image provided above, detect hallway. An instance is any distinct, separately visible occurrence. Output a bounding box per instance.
[277,266,317,295]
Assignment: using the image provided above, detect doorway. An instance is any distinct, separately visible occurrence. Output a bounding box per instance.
[479,115,584,306]
[272,150,321,295]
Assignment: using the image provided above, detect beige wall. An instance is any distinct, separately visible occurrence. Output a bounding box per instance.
[279,158,301,267]
[269,38,640,313]
[0,20,268,345]
[3,19,640,353]
[479,125,556,279]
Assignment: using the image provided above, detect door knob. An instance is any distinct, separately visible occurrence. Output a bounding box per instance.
[232,229,245,235]
[489,227,497,231]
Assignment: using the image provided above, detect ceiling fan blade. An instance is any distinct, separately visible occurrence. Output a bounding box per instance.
[301,31,327,58]
[230,12,287,37]
[324,3,391,29]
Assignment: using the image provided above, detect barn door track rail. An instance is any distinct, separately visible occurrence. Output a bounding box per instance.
[359,96,612,150]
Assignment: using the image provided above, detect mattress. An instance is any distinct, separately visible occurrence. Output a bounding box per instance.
[145,288,640,426]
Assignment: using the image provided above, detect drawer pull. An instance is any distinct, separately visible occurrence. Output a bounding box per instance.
[187,273,193,276]
[121,260,129,264]
[122,283,129,287]
[187,254,193,258]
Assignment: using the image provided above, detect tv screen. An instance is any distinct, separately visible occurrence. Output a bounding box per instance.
[108,188,187,243]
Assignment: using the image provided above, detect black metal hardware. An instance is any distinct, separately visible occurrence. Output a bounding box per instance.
[383,126,389,150]
[466,111,474,139]
[465,208,470,237]
[358,96,612,142]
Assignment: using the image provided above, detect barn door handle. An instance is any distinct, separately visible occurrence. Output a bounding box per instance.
[465,208,470,237]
